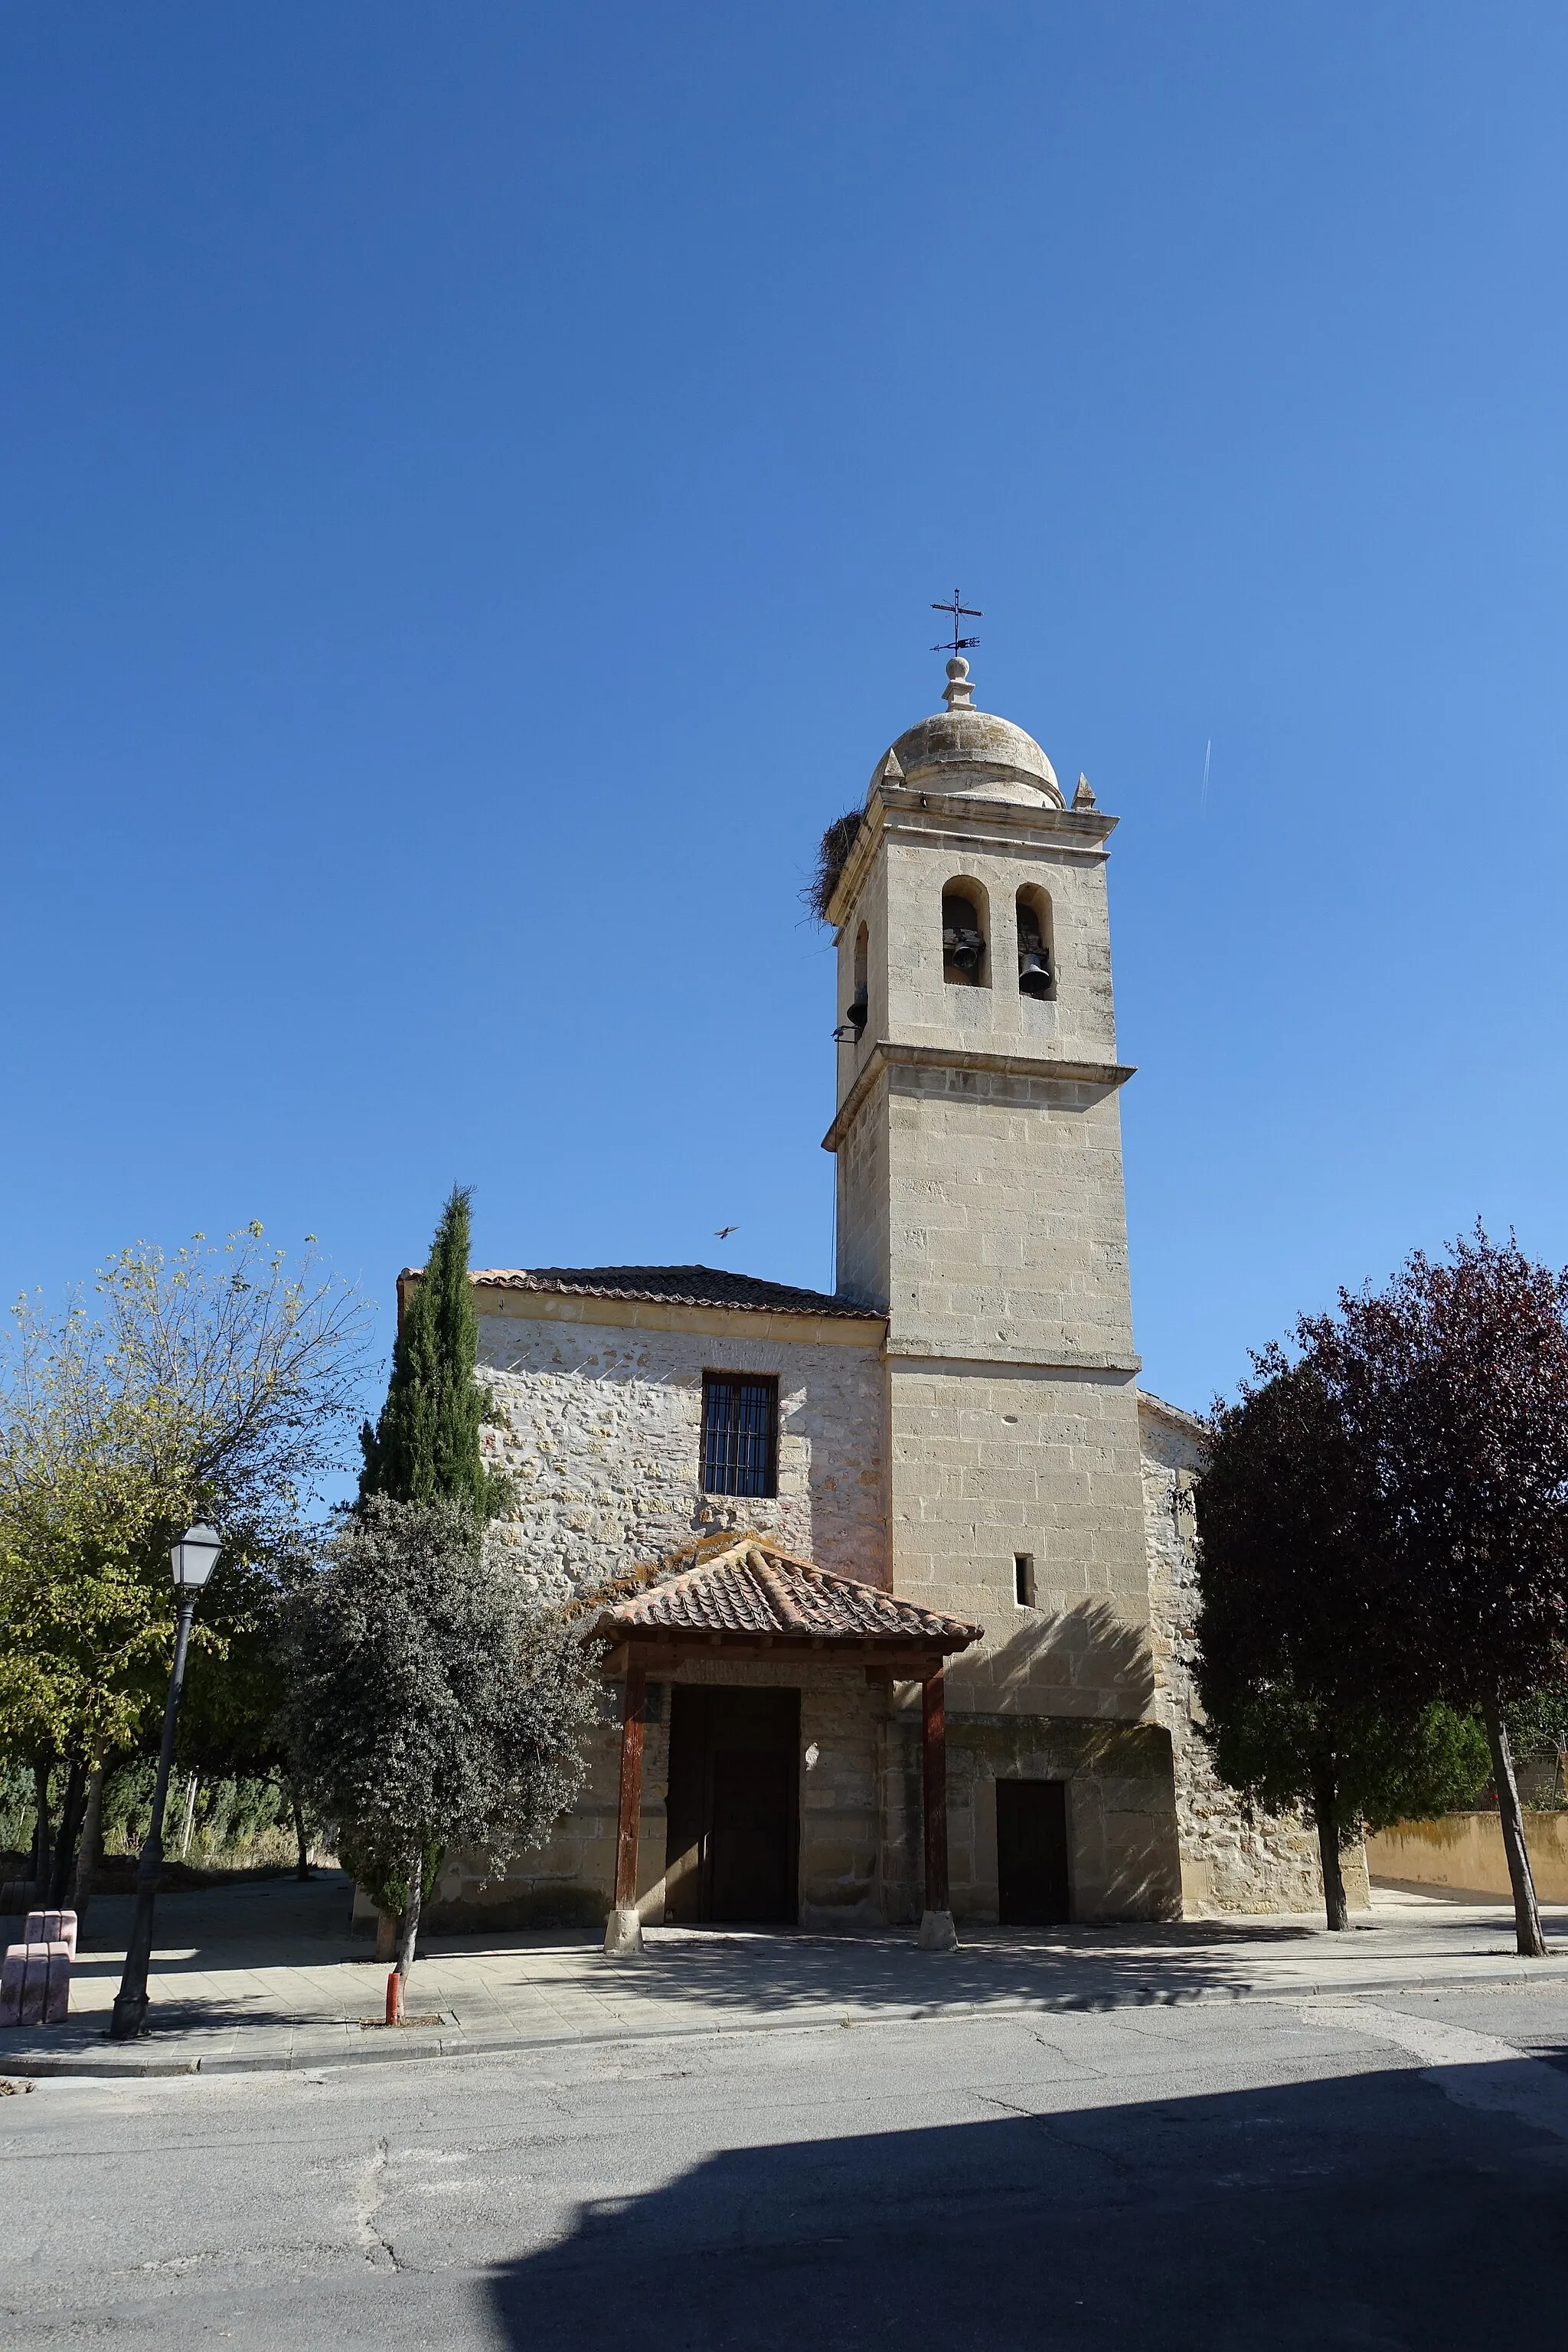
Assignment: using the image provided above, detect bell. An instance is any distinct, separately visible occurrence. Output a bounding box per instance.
[846,985,868,1034]
[1018,949,1052,999]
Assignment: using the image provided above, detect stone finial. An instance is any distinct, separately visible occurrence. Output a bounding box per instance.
[877,747,904,787]
[1073,771,1096,810]
[942,657,975,711]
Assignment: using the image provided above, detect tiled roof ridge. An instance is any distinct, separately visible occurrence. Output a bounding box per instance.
[561,1527,773,1623]
[580,1531,983,1650]
[398,1262,881,1321]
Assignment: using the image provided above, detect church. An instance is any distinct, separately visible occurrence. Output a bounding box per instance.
[405,654,1350,1947]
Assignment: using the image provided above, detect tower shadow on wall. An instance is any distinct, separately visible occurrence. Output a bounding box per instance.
[982,1597,1158,1717]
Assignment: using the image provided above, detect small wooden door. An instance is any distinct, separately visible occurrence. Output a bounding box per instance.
[995,1779,1071,1925]
[665,1687,799,1925]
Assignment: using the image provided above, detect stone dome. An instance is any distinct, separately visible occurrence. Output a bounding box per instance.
[868,659,1062,809]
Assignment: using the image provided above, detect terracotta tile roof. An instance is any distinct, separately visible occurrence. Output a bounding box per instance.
[427,1263,882,1321]
[584,1534,982,1654]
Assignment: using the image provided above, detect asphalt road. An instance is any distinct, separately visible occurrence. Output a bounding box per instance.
[3,1981,1567,2349]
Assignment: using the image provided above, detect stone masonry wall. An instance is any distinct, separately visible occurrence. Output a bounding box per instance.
[878,1705,1182,1924]
[1139,1395,1369,1916]
[890,1361,1155,1726]
[475,1306,887,1603]
[884,1066,1136,1367]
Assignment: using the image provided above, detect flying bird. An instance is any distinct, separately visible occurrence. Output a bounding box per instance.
[715,1226,738,1240]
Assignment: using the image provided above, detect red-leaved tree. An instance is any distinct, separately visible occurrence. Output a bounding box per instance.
[1307,1230,1568,1958]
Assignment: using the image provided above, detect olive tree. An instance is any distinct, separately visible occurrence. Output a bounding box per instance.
[285,1495,600,1994]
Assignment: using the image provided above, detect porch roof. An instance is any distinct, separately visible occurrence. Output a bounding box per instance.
[583,1534,983,1663]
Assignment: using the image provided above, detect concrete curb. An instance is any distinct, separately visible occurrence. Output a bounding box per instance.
[7,1954,1568,2079]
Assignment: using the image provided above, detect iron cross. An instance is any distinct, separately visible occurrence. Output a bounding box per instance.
[929,590,982,658]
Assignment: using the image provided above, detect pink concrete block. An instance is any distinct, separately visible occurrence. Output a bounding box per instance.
[41,1942,70,2024]
[24,1909,77,1959]
[0,1944,27,2027]
[0,1940,70,2027]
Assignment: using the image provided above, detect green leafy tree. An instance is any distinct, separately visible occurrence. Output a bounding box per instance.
[175,1552,324,1877]
[1196,1354,1488,1928]
[1504,1684,1568,1803]
[0,1228,368,1899]
[359,1186,507,1517]
[284,1495,600,1995]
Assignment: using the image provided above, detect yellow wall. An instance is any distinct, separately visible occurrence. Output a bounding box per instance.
[1367,1811,1568,1903]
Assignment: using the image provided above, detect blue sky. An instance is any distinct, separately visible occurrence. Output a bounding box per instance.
[3,2,1565,1423]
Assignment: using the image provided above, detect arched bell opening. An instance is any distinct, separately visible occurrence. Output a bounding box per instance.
[845,920,869,1039]
[942,880,989,988]
[1015,885,1056,1001]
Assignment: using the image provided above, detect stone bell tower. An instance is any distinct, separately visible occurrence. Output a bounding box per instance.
[823,655,1167,1808]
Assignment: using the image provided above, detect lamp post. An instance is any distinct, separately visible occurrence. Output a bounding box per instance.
[109,1524,222,2041]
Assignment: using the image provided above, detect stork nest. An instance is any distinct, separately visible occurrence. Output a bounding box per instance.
[804,808,865,926]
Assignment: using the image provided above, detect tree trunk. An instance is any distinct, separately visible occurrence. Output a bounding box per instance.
[289,1785,312,1880]
[47,1757,86,1908]
[177,1772,199,1860]
[31,1760,52,1894]
[1311,1759,1349,1931]
[72,1765,106,1925]
[1482,1694,1546,1958]
[396,1838,423,1998]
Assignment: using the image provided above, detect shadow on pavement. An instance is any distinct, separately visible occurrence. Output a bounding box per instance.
[2,1870,358,1966]
[485,2059,1568,2350]
[560,1928,1295,2017]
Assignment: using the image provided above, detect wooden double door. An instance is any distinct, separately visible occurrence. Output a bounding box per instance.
[664,1686,800,1926]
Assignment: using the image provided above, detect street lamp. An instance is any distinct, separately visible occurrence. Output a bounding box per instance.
[109,1524,222,2040]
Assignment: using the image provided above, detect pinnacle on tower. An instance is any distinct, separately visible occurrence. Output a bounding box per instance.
[942,656,975,711]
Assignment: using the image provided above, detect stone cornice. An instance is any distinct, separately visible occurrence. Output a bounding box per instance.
[886,1344,1142,1375]
[822,1040,1137,1154]
[827,786,1117,932]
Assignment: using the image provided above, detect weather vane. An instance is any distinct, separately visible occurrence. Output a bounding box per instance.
[930,589,982,659]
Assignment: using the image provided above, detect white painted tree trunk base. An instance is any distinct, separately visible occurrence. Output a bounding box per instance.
[603,1903,644,1958]
[917,1908,957,1951]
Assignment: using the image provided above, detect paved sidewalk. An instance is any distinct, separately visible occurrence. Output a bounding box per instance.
[3,1871,1566,2077]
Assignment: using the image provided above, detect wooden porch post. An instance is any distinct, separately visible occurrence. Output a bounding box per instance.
[919,1666,956,1950]
[604,1650,647,1958]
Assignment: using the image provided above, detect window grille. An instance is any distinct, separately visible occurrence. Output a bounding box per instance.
[701,1374,779,1498]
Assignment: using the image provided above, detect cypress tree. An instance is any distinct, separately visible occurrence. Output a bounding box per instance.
[359,1185,498,1518]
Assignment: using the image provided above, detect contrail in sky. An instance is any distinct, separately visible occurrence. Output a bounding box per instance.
[1200,737,1211,815]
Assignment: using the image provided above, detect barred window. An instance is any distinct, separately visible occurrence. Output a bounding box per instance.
[701,1373,779,1498]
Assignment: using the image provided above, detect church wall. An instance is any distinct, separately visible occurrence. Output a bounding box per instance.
[835,1075,891,1316]
[877,1706,1182,1925]
[1138,1396,1369,1916]
[879,817,1119,1070]
[475,1308,887,1601]
[883,1067,1137,1364]
[419,1661,887,1933]
[889,1361,1154,1723]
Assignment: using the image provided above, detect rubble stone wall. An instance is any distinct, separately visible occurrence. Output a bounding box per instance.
[475,1302,887,1604]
